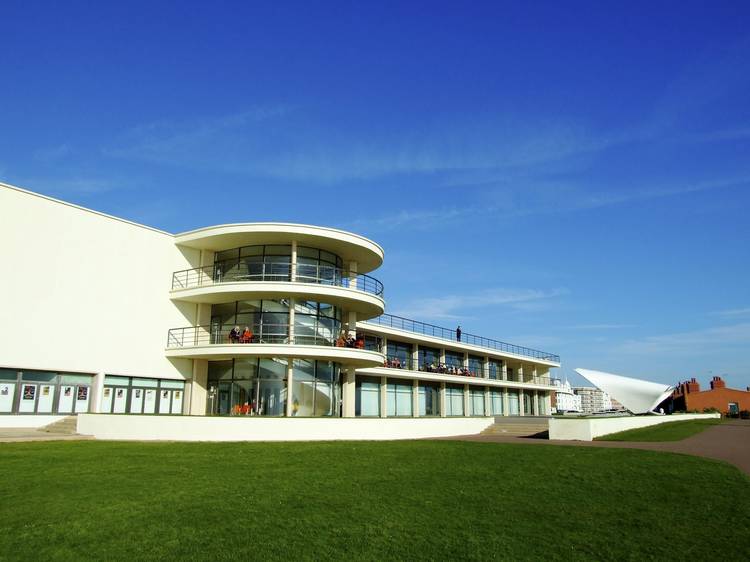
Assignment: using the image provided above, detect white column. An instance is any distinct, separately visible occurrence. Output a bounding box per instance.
[483,356,490,379]
[543,393,551,416]
[412,379,419,417]
[502,361,508,381]
[380,376,388,418]
[189,359,208,415]
[286,358,294,417]
[519,389,526,416]
[342,368,356,418]
[463,383,470,417]
[484,386,491,417]
[347,261,358,338]
[440,381,446,417]
[439,348,446,367]
[532,390,539,416]
[502,388,509,417]
[532,365,538,384]
[288,298,296,344]
[91,372,105,413]
[518,364,525,383]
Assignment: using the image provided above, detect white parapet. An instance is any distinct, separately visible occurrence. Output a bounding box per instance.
[549,413,721,441]
[0,415,68,429]
[77,414,495,441]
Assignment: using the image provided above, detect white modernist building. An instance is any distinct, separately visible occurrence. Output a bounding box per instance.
[575,368,673,415]
[552,379,581,413]
[0,182,560,432]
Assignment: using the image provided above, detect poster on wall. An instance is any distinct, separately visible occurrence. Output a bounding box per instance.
[103,388,111,397]
[135,389,141,399]
[64,387,72,397]
[23,385,36,400]
[1,386,7,396]
[116,389,124,399]
[77,387,88,400]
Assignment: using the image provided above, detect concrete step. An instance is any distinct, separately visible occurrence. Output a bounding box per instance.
[481,417,550,437]
[42,416,78,434]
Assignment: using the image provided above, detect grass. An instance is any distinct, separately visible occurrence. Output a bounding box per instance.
[0,440,748,561]
[596,418,724,442]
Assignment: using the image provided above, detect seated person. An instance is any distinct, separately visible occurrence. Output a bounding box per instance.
[354,337,364,349]
[229,325,241,343]
[240,326,253,343]
[336,336,347,347]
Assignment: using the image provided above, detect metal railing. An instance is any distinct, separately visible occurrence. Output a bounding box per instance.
[380,359,552,384]
[167,324,337,348]
[363,314,560,362]
[171,260,384,297]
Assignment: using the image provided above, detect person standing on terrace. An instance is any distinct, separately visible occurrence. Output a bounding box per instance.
[456,326,462,342]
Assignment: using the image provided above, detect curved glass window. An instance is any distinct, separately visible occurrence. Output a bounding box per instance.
[207,358,293,416]
[291,359,340,416]
[210,300,291,344]
[214,245,292,283]
[297,247,343,285]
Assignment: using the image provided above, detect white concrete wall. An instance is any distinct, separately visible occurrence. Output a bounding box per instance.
[77,414,494,441]
[0,184,194,381]
[0,415,67,428]
[549,413,721,441]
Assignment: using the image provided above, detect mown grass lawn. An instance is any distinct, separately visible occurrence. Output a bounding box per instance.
[0,440,748,561]
[596,418,724,442]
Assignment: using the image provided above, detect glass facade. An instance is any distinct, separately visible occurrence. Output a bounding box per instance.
[214,244,292,282]
[488,360,503,380]
[508,390,520,415]
[417,345,440,371]
[418,382,440,416]
[355,375,381,417]
[207,358,341,417]
[386,341,413,369]
[296,246,343,284]
[386,381,413,416]
[469,389,485,416]
[0,368,93,415]
[101,376,184,415]
[445,351,464,370]
[490,389,504,415]
[445,384,464,416]
[468,355,484,377]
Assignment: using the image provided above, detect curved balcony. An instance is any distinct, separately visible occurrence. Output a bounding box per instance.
[165,325,385,368]
[169,261,385,318]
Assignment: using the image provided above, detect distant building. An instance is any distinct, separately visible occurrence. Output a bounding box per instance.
[671,376,750,415]
[609,397,627,412]
[551,379,581,413]
[573,386,612,414]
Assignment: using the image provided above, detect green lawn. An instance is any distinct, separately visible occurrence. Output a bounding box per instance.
[596,418,723,442]
[0,440,748,561]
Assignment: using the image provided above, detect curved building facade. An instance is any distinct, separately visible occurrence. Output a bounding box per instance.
[0,181,560,426]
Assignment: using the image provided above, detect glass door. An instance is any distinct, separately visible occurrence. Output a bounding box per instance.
[0,382,15,413]
[74,385,90,413]
[37,384,55,413]
[130,388,145,413]
[112,387,128,413]
[18,384,37,413]
[58,385,75,413]
[143,389,157,414]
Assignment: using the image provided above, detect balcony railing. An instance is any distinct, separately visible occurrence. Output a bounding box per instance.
[167,325,384,350]
[380,357,552,384]
[363,314,560,363]
[171,260,384,297]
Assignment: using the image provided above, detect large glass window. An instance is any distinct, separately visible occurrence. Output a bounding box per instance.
[469,389,485,416]
[488,360,503,380]
[468,356,484,377]
[523,392,534,415]
[356,376,381,417]
[295,301,341,346]
[386,382,413,416]
[418,383,440,416]
[291,359,339,416]
[386,341,413,370]
[418,346,440,371]
[508,390,520,415]
[1,368,92,415]
[445,351,464,370]
[445,384,465,416]
[490,390,504,415]
[101,376,183,415]
[214,244,292,283]
[297,246,343,285]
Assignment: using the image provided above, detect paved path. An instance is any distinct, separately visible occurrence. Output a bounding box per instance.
[442,420,750,476]
[0,428,92,442]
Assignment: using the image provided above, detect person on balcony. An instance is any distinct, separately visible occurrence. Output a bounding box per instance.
[229,325,241,343]
[456,325,462,342]
[241,326,253,343]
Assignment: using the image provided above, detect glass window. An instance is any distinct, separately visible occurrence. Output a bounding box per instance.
[208,360,234,381]
[418,383,440,416]
[215,248,240,262]
[470,389,485,416]
[237,300,262,313]
[490,390,504,415]
[264,245,291,256]
[259,358,288,380]
[59,374,93,385]
[508,390,520,415]
[0,369,18,382]
[386,382,413,417]
[239,245,263,257]
[132,378,160,388]
[445,351,464,369]
[386,341,413,370]
[468,356,484,377]
[21,370,58,383]
[445,385,465,416]
[488,360,503,380]
[297,247,319,259]
[418,346,440,371]
[160,380,185,390]
[356,376,380,417]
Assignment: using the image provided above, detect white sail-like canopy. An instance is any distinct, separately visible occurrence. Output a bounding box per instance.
[575,368,674,415]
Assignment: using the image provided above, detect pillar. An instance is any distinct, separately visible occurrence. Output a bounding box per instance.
[464,383,470,417]
[519,389,526,416]
[543,393,551,416]
[286,358,294,417]
[412,379,419,417]
[501,361,508,381]
[290,240,297,282]
[380,375,388,418]
[288,298,296,344]
[532,390,539,416]
[484,386,491,417]
[518,364,524,383]
[440,381,446,417]
[483,356,490,379]
[91,372,105,413]
[502,388,509,417]
[189,359,208,415]
[342,368,356,418]
[347,260,358,338]
[412,344,419,372]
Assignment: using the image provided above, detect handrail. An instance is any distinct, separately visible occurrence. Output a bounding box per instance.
[362,313,560,363]
[171,259,384,297]
[380,356,552,384]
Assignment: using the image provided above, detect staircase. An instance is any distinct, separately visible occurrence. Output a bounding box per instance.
[481,416,550,438]
[42,416,78,434]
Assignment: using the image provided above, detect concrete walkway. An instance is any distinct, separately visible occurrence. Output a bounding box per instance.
[443,419,750,476]
[0,428,92,442]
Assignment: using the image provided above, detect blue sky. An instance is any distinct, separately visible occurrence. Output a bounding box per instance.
[2,1,749,388]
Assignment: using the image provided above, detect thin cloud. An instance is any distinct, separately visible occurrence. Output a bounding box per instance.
[392,287,568,320]
[616,323,750,355]
[564,324,636,330]
[713,307,750,317]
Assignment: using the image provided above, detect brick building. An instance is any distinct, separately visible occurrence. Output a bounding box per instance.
[671,376,750,414]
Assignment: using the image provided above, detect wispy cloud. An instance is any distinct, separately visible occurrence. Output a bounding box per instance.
[391,287,567,320]
[616,323,750,355]
[564,324,635,330]
[713,307,750,317]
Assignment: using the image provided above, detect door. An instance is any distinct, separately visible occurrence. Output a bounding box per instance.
[74,386,90,413]
[18,384,37,413]
[158,390,172,414]
[143,389,157,414]
[171,390,183,414]
[58,385,75,413]
[37,384,55,413]
[0,382,16,413]
[112,387,127,413]
[130,388,144,413]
